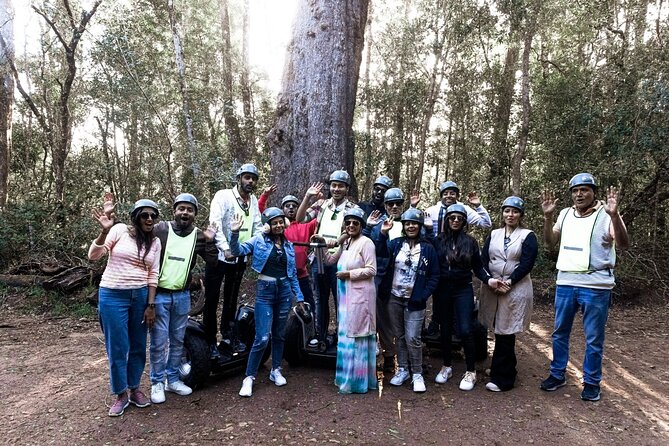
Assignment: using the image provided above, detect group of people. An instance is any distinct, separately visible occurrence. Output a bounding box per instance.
[89,164,629,416]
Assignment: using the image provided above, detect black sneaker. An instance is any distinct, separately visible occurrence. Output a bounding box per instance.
[210,344,222,360]
[540,375,566,391]
[581,383,601,401]
[233,339,247,353]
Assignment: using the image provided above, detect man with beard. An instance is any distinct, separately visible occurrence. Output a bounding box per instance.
[424,181,492,236]
[296,170,357,344]
[204,164,263,359]
[150,193,217,403]
[358,175,393,220]
[540,173,629,401]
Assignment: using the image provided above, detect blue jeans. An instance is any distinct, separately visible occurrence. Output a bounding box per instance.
[435,281,477,371]
[245,278,293,377]
[98,286,148,394]
[388,296,426,374]
[150,290,190,384]
[550,285,611,385]
[312,262,338,340]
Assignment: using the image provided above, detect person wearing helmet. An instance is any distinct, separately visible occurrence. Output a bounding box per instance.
[432,204,505,391]
[148,193,218,404]
[362,187,407,374]
[478,196,538,392]
[204,163,263,359]
[424,181,492,236]
[89,197,162,416]
[539,173,629,401]
[280,194,318,311]
[295,170,357,344]
[229,207,306,397]
[375,208,440,392]
[358,175,393,220]
[314,206,378,394]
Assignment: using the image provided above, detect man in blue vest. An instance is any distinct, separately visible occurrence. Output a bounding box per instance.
[150,193,217,404]
[539,173,629,401]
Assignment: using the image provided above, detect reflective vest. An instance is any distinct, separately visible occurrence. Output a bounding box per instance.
[236,203,255,243]
[556,206,607,272]
[317,202,346,253]
[158,224,197,290]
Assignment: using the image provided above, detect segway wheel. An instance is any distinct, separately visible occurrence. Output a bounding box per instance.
[283,315,305,367]
[181,331,211,389]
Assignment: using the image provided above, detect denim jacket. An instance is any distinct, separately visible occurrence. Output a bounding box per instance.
[229,231,304,302]
[376,234,440,311]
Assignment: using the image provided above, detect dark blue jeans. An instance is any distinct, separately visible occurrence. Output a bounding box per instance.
[435,281,476,372]
[312,262,338,340]
[550,285,611,386]
[245,278,293,377]
[298,276,315,310]
[98,286,148,394]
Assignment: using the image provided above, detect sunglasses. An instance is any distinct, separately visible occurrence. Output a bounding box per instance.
[344,220,361,227]
[386,201,403,207]
[284,203,298,209]
[373,186,388,193]
[448,215,464,222]
[139,212,158,220]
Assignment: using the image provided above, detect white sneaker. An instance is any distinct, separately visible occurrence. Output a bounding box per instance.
[459,371,477,391]
[166,380,192,396]
[269,368,287,386]
[150,382,165,404]
[308,338,319,347]
[486,382,502,392]
[435,366,453,384]
[412,374,426,393]
[389,368,410,386]
[239,376,254,397]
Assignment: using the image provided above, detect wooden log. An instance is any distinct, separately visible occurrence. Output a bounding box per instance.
[42,266,91,292]
[0,274,44,287]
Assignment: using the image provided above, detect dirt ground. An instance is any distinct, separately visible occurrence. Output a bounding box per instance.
[1,293,668,446]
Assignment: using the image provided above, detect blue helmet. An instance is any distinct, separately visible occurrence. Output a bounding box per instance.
[173,193,198,214]
[130,199,160,221]
[445,203,467,217]
[569,173,597,191]
[383,188,404,203]
[439,181,460,195]
[373,175,393,189]
[280,195,299,208]
[343,206,365,224]
[329,170,351,186]
[262,207,285,225]
[236,163,259,179]
[501,196,524,214]
[400,208,424,225]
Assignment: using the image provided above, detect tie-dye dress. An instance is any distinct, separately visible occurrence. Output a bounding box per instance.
[328,235,378,394]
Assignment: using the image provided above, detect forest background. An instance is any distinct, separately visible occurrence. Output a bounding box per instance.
[0,0,667,304]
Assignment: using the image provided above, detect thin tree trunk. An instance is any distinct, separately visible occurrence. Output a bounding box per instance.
[0,0,14,208]
[167,0,200,181]
[240,0,255,159]
[219,0,244,162]
[267,0,369,197]
[511,28,534,196]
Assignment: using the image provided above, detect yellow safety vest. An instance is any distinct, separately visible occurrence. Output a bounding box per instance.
[158,224,197,290]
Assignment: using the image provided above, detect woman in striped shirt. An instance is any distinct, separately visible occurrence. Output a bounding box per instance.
[89,198,162,417]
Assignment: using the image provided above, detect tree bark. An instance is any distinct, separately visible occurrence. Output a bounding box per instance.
[0,0,13,208]
[510,27,534,196]
[267,0,369,198]
[219,0,244,162]
[240,0,255,159]
[168,0,201,181]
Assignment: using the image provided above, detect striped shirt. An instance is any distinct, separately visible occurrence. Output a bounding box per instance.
[88,223,161,289]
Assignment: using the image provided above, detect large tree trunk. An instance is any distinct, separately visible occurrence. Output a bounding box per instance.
[168,0,201,182]
[0,0,13,208]
[267,0,369,198]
